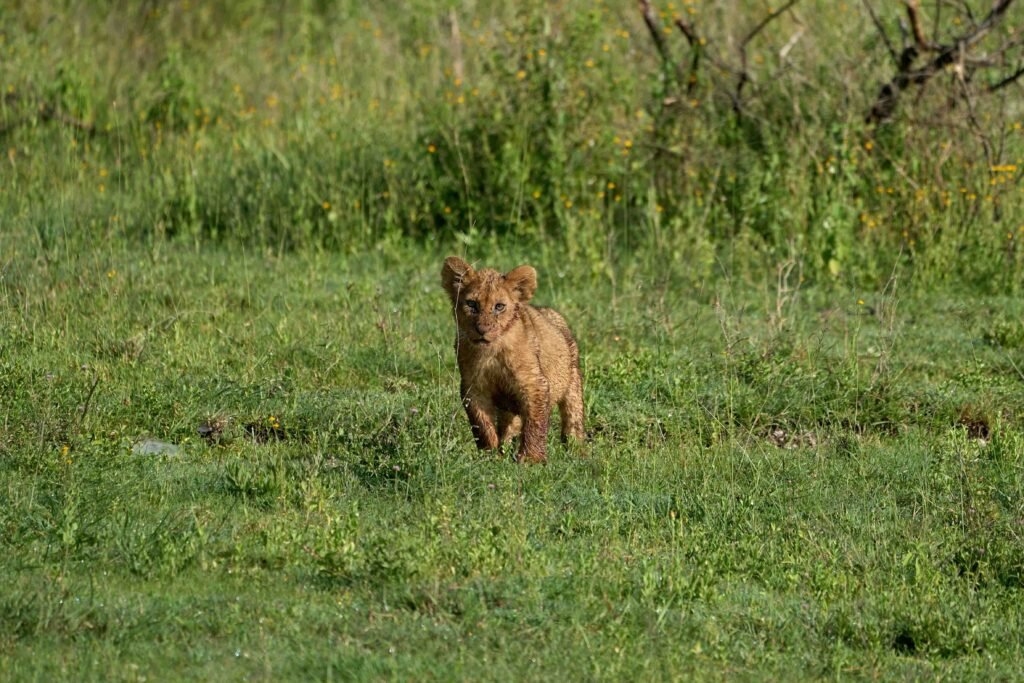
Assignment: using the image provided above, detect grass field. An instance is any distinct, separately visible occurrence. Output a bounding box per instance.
[3,1,1024,680]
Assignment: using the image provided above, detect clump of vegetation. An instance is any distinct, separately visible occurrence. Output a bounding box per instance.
[3,1,1022,289]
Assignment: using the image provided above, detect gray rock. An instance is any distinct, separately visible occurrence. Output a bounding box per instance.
[131,438,181,456]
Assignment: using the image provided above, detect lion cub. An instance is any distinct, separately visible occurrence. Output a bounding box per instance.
[441,256,584,463]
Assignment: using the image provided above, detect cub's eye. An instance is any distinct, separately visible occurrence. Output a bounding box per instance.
[464,300,480,313]
[494,302,506,313]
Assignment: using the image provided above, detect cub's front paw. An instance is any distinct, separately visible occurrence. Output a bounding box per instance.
[515,449,547,464]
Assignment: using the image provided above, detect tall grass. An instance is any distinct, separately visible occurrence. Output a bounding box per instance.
[2,0,1022,288]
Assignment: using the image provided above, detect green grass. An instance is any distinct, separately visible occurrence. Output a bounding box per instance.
[2,245,1023,679]
[3,0,1024,679]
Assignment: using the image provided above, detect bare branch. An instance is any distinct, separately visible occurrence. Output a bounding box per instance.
[861,0,900,66]
[736,1,800,105]
[905,1,935,51]
[671,18,702,94]
[46,105,96,133]
[673,15,740,97]
[673,18,737,75]
[974,0,1015,34]
[867,0,1019,123]
[960,0,978,28]
[740,0,801,53]
[639,0,674,69]
[75,374,101,436]
[779,28,806,62]
[0,95,97,139]
[674,17,698,47]
[663,2,800,116]
[989,64,1024,92]
[992,26,1024,56]
[954,53,994,168]
[448,10,464,83]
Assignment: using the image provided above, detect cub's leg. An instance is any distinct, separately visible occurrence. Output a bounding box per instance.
[463,393,499,450]
[497,412,522,445]
[517,383,551,464]
[559,345,586,443]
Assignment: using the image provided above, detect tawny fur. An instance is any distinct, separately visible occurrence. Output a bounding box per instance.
[441,256,585,463]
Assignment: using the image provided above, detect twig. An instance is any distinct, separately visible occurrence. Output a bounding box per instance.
[77,375,101,431]
[954,52,994,168]
[670,3,797,114]
[989,64,1024,92]
[448,10,464,83]
[975,0,1014,33]
[740,0,801,53]
[961,0,978,28]
[1006,351,1024,383]
[991,26,1024,56]
[905,0,935,51]
[736,0,800,104]
[673,18,709,94]
[861,0,900,66]
[779,28,805,61]
[639,0,674,69]
[675,16,698,46]
[0,97,97,138]
[674,18,737,75]
[46,105,96,133]
[875,142,922,190]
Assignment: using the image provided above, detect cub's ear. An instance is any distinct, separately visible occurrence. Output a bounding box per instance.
[504,265,537,303]
[441,256,474,303]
